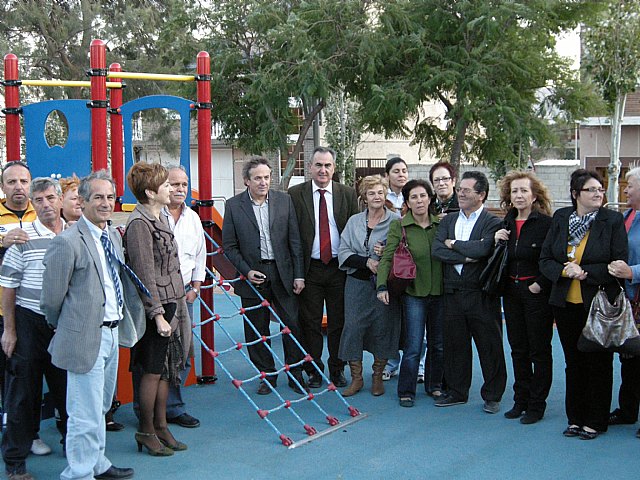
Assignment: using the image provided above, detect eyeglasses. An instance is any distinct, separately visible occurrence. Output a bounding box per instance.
[579,187,606,194]
[433,176,452,184]
[455,187,477,195]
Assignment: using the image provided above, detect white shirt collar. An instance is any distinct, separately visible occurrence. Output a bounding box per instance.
[312,181,333,195]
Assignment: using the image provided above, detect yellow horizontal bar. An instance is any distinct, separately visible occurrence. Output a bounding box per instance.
[106,71,195,82]
[20,79,123,88]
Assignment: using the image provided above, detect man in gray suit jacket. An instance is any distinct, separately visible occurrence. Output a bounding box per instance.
[222,157,308,395]
[41,171,141,480]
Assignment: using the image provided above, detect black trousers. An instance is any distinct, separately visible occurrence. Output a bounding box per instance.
[298,258,346,374]
[241,262,303,378]
[2,306,67,475]
[502,281,554,414]
[614,354,640,422]
[443,290,506,402]
[553,303,613,432]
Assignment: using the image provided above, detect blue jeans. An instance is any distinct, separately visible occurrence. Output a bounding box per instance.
[398,295,444,399]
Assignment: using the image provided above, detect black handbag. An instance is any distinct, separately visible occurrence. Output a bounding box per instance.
[577,285,640,355]
[479,240,508,296]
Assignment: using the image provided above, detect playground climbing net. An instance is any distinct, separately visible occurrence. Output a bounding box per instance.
[191,231,366,448]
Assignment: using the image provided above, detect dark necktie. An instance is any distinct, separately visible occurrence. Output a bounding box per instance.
[318,189,332,264]
[100,230,151,301]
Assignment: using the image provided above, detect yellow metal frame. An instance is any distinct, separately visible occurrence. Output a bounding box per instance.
[106,72,195,82]
[21,80,123,88]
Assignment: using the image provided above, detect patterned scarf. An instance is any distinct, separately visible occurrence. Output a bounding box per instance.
[568,210,598,246]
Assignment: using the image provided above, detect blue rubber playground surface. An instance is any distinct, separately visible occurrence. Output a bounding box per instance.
[24,293,640,479]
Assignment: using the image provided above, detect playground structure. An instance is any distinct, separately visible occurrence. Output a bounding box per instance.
[1,39,364,446]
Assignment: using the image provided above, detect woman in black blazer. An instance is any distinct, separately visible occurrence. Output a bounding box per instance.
[495,171,553,425]
[540,169,628,440]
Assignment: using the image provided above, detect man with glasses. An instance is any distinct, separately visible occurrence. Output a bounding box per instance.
[432,171,507,414]
[429,162,459,218]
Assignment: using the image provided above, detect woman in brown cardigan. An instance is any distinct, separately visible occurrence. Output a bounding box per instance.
[125,162,188,456]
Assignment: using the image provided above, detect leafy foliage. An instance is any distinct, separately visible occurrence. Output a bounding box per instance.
[355,0,602,172]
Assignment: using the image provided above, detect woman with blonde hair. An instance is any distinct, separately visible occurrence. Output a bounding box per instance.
[338,175,401,397]
[60,174,82,223]
[494,171,553,424]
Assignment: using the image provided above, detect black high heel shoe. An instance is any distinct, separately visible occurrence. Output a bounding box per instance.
[135,432,174,456]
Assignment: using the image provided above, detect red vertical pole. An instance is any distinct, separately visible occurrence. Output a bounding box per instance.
[90,39,108,172]
[196,51,216,381]
[3,54,21,162]
[109,63,124,211]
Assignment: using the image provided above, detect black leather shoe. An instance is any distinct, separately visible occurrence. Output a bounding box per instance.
[504,404,526,419]
[288,372,310,394]
[563,425,581,437]
[307,372,323,389]
[95,466,134,479]
[257,381,273,395]
[167,413,200,428]
[520,412,543,425]
[330,370,347,388]
[609,409,635,425]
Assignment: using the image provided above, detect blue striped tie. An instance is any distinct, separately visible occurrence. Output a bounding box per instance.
[100,230,151,300]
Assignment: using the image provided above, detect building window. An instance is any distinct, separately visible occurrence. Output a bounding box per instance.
[281,145,305,177]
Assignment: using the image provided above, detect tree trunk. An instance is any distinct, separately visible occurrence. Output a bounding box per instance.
[281,98,325,190]
[449,117,468,173]
[607,93,626,205]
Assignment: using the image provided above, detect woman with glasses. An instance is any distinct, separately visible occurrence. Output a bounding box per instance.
[540,168,627,440]
[495,171,553,424]
[377,179,443,407]
[338,175,401,397]
[429,162,459,218]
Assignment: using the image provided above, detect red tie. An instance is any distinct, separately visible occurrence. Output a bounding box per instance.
[319,189,332,264]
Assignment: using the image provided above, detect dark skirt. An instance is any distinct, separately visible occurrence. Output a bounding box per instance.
[130,302,176,375]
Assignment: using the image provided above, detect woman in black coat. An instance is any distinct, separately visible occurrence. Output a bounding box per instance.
[540,169,628,440]
[494,171,553,425]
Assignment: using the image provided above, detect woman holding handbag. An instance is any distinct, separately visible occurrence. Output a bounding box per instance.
[376,179,443,407]
[607,167,640,437]
[494,171,553,425]
[540,169,628,440]
[337,175,401,397]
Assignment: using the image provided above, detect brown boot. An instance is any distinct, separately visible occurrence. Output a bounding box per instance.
[342,361,364,397]
[371,358,387,396]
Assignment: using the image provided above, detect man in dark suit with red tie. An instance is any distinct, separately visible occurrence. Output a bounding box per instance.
[288,147,359,388]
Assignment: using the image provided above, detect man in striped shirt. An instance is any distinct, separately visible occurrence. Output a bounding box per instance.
[0,177,68,480]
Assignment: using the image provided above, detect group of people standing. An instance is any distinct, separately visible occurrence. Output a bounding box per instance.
[0,161,206,480]
[223,147,640,444]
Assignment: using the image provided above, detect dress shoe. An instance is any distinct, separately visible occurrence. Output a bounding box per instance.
[135,432,174,457]
[520,412,543,425]
[167,413,200,428]
[307,372,323,389]
[483,400,500,414]
[95,465,135,479]
[330,370,347,388]
[636,428,640,439]
[608,409,635,425]
[562,425,581,437]
[579,428,599,440]
[504,404,526,419]
[257,381,273,395]
[434,394,467,407]
[106,411,125,432]
[288,372,310,394]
